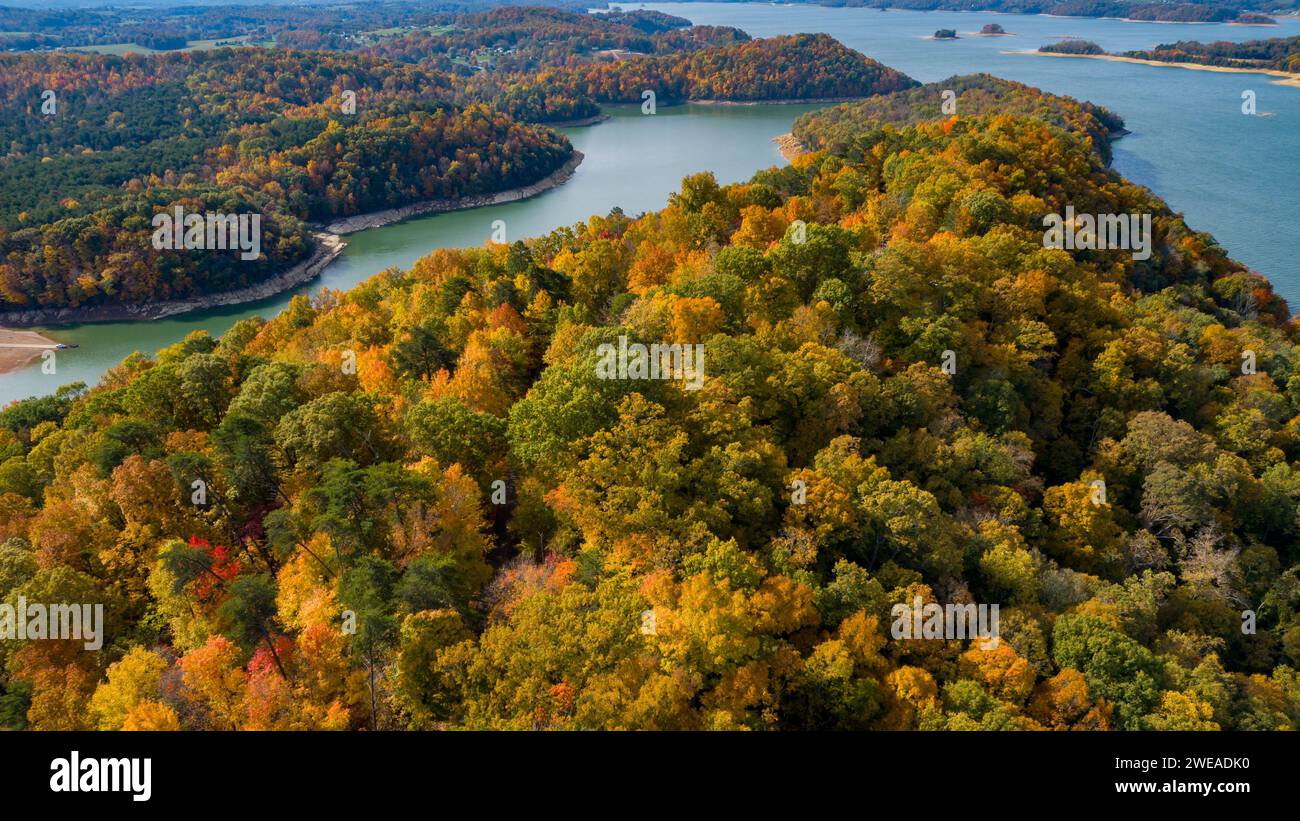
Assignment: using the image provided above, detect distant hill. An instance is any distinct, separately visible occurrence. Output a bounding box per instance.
[794,73,1126,164]
[1123,35,1300,72]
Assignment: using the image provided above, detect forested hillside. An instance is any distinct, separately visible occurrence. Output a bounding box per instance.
[362,6,756,123]
[360,6,751,71]
[1122,36,1300,73]
[0,48,572,312]
[0,1,592,52]
[0,19,901,315]
[3,73,1298,731]
[536,33,919,106]
[793,73,1126,163]
[0,0,1291,56]
[668,0,1294,24]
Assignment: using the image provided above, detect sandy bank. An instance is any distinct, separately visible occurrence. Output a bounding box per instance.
[1040,14,1216,24]
[0,329,61,375]
[544,114,611,128]
[1007,50,1300,87]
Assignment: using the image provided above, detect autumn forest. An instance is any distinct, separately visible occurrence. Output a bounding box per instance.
[0,4,1298,735]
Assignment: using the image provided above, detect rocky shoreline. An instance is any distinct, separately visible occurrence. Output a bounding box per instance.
[691,96,867,107]
[774,133,810,162]
[540,114,610,128]
[0,150,586,330]
[324,151,584,234]
[0,233,347,328]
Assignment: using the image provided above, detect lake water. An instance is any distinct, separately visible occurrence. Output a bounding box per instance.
[2,4,1296,403]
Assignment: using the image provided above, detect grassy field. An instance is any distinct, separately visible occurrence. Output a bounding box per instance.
[363,24,455,38]
[183,36,264,50]
[68,35,274,56]
[70,42,159,56]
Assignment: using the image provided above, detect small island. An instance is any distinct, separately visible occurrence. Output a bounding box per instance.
[1039,39,1104,55]
[1119,35,1300,78]
[1018,34,1300,88]
[979,23,1010,35]
[932,29,959,40]
[1234,13,1278,25]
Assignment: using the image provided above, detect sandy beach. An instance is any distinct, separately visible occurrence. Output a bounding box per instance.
[0,329,60,375]
[1041,14,1216,24]
[1007,50,1300,88]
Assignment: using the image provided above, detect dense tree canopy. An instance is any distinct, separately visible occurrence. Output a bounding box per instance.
[535,33,919,106]
[793,73,1126,163]
[1122,36,1300,73]
[2,71,1297,731]
[0,22,891,314]
[0,48,573,312]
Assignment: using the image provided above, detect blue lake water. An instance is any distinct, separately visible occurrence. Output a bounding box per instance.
[632,3,1299,301]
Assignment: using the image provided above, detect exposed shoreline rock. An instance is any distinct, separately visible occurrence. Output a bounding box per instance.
[540,114,611,128]
[324,151,584,234]
[0,232,346,328]
[691,96,867,106]
[1009,50,1300,88]
[0,150,587,330]
[773,133,809,162]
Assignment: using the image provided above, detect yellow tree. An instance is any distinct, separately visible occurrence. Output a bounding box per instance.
[89,645,170,730]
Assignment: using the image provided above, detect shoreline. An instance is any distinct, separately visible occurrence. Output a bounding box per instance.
[1040,13,1215,24]
[0,151,587,332]
[0,232,347,330]
[774,133,809,162]
[324,150,584,234]
[691,96,868,106]
[541,113,610,128]
[1007,50,1300,87]
[0,329,62,375]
